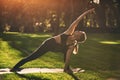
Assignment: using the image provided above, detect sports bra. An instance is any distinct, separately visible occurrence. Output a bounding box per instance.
[60,34,70,46]
[61,33,78,47]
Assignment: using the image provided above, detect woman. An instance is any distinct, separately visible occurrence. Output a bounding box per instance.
[10,8,94,73]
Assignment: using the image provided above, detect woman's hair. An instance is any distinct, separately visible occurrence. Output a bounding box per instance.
[73,31,87,43]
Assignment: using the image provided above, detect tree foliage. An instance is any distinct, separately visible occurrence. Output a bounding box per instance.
[0,0,120,34]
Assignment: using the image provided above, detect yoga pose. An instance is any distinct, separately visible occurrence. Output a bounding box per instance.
[10,8,94,73]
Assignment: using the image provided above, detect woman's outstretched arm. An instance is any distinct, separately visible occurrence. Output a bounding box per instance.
[64,8,95,35]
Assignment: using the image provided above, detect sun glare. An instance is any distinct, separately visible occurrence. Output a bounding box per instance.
[1,0,58,7]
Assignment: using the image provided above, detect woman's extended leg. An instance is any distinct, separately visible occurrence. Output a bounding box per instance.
[10,41,49,72]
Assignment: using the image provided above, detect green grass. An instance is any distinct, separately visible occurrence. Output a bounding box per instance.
[0,32,120,80]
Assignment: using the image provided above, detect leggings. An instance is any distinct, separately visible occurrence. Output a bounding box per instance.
[12,38,56,69]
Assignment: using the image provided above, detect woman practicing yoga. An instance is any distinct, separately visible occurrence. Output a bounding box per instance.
[10,8,95,73]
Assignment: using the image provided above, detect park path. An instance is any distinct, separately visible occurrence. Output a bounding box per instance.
[0,68,85,74]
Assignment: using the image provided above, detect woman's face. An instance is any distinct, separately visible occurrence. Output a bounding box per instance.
[73,31,87,43]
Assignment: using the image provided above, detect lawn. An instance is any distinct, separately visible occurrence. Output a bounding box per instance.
[0,32,120,80]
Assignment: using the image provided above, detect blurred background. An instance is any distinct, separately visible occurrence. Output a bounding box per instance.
[0,0,120,35]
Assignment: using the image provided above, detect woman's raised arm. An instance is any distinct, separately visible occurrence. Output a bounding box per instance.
[64,8,95,35]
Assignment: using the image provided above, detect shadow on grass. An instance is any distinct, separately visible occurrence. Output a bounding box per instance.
[1,32,50,57]
[67,72,80,80]
[71,33,120,71]
[15,73,50,80]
